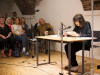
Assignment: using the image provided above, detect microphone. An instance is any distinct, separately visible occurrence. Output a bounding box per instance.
[61,22,71,30]
[64,26,71,29]
[61,22,66,28]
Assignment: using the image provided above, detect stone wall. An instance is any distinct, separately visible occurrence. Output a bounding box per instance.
[14,0,35,15]
[81,0,100,11]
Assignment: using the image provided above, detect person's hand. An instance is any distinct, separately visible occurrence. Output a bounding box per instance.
[63,32,68,37]
[7,35,10,38]
[21,32,24,35]
[70,32,79,37]
[37,20,40,23]
[2,35,6,39]
[19,32,24,36]
[44,31,46,34]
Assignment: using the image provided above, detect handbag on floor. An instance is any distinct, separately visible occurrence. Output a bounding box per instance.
[12,46,20,57]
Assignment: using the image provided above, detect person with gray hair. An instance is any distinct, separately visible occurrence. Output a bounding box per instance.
[34,18,53,54]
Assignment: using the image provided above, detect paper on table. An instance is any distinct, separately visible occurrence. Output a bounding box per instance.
[78,37,96,39]
[49,35,58,37]
[63,37,96,40]
[66,31,75,35]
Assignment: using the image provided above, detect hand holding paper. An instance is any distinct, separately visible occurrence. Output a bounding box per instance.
[63,31,80,37]
[63,32,68,37]
[70,32,79,37]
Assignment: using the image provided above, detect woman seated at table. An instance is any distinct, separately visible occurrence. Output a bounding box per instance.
[11,17,30,56]
[63,14,91,71]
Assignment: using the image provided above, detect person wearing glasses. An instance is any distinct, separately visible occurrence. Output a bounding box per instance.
[0,16,15,58]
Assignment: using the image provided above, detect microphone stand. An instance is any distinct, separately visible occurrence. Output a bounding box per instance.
[59,23,71,75]
[30,10,40,58]
[59,23,63,75]
[31,25,35,58]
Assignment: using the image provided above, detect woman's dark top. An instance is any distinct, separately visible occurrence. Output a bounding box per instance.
[0,24,11,37]
[22,25,28,30]
[73,22,91,49]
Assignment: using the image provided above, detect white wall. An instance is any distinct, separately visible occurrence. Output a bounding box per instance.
[0,0,100,59]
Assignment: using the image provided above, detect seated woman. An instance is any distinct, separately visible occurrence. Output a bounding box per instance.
[11,17,30,56]
[20,17,28,30]
[5,17,12,29]
[63,14,91,71]
[0,16,15,58]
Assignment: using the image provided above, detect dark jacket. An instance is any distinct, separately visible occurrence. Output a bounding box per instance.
[73,22,91,50]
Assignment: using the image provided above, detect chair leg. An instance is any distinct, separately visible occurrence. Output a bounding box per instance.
[84,51,88,62]
[89,51,91,68]
[86,53,87,62]
[85,51,91,69]
[85,51,87,62]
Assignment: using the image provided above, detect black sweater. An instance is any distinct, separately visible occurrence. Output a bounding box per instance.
[73,22,91,50]
[0,24,11,37]
[73,22,91,37]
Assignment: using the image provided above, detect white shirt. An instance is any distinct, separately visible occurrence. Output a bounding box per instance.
[12,25,22,34]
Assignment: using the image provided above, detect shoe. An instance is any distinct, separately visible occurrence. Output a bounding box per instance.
[22,48,26,53]
[8,50,12,57]
[71,66,78,72]
[45,50,48,54]
[1,50,6,58]
[65,65,72,69]
[25,52,30,57]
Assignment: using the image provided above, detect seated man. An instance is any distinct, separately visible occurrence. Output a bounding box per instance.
[34,18,53,54]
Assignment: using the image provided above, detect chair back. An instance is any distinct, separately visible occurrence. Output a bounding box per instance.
[93,31,100,42]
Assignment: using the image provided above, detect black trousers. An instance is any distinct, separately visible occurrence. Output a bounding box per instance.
[0,36,15,50]
[65,42,83,66]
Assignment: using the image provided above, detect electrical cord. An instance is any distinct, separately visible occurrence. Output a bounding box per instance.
[0,62,53,75]
[0,62,36,68]
[18,57,46,65]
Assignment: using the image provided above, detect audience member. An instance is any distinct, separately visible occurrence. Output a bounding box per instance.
[3,12,8,20]
[34,18,53,54]
[12,12,17,20]
[5,17,12,29]
[34,18,53,36]
[0,16,15,58]
[20,17,28,30]
[11,17,30,56]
